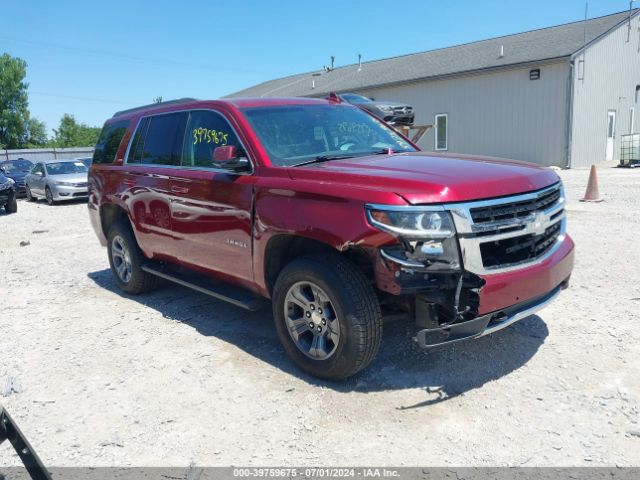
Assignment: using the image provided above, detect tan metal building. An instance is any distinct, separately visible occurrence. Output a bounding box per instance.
[228,10,640,168]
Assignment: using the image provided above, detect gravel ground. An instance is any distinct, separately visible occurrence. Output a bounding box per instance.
[1,163,639,467]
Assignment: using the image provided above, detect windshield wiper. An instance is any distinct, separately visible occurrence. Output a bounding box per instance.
[291,154,355,167]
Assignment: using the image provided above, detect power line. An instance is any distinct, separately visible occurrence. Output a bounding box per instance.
[0,35,265,74]
[29,91,132,105]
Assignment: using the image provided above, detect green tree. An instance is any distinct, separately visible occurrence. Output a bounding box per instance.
[0,53,29,149]
[52,113,100,147]
[153,96,163,103]
[25,117,47,147]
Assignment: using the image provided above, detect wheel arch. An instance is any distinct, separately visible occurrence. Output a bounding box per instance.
[100,203,130,240]
[262,233,374,297]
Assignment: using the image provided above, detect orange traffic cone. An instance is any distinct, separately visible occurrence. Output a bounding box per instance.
[580,165,603,202]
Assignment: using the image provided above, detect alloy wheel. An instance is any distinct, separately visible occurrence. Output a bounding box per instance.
[111,235,133,283]
[284,281,340,360]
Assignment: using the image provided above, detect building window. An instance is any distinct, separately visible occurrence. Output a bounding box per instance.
[435,114,448,151]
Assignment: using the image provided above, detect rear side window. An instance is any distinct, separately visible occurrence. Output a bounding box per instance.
[128,112,187,166]
[93,120,130,164]
[183,110,241,168]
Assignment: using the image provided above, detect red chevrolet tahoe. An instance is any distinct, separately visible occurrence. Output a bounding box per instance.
[88,96,574,379]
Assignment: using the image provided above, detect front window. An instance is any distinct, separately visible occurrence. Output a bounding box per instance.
[241,104,416,167]
[45,161,88,175]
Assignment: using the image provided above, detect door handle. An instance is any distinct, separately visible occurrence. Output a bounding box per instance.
[171,186,189,194]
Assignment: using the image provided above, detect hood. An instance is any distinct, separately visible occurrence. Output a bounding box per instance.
[48,172,88,183]
[287,152,559,204]
[4,171,27,182]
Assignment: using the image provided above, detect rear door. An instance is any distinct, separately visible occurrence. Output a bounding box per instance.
[122,112,188,261]
[167,109,255,285]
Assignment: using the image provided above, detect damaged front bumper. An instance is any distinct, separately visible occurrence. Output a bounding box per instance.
[373,230,574,349]
[413,283,566,348]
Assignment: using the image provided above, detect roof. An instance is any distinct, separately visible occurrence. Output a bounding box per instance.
[227,9,638,98]
[111,97,337,119]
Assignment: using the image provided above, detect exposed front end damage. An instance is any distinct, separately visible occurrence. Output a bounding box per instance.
[369,182,575,349]
[374,248,487,343]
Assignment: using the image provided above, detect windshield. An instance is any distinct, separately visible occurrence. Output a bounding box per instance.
[241,104,416,167]
[340,94,372,103]
[1,160,33,173]
[45,161,88,175]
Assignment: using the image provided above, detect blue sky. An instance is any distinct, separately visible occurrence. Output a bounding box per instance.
[1,0,634,134]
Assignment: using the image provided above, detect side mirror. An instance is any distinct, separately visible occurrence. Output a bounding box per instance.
[0,166,5,173]
[212,145,250,172]
[213,145,238,163]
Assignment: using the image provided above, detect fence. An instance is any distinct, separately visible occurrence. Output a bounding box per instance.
[1,147,94,163]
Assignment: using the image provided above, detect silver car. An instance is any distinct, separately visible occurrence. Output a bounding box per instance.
[24,159,89,205]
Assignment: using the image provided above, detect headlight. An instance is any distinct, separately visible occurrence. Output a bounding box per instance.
[377,105,394,113]
[366,206,455,239]
[0,178,15,190]
[55,181,73,186]
[366,205,460,270]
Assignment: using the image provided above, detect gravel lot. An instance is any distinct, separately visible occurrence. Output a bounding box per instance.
[1,164,639,467]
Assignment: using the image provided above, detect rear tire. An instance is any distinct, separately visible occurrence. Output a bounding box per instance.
[272,254,382,380]
[4,193,17,214]
[107,220,160,294]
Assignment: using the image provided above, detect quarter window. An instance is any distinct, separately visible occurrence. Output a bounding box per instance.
[435,113,448,151]
[93,119,130,164]
[128,112,188,166]
[183,110,241,168]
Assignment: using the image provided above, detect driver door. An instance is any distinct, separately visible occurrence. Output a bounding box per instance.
[167,109,255,284]
[30,163,46,195]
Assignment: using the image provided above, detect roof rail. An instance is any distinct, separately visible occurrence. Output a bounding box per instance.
[112,98,198,117]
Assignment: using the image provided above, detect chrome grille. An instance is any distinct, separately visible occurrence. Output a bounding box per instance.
[470,186,560,224]
[445,183,566,275]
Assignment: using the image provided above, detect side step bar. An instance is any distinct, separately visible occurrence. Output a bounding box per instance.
[142,264,264,311]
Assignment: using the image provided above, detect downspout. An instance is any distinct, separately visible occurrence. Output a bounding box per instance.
[565,58,575,169]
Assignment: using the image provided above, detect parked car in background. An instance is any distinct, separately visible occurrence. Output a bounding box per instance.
[0,170,17,213]
[338,92,415,126]
[77,157,93,168]
[0,158,34,197]
[24,159,89,205]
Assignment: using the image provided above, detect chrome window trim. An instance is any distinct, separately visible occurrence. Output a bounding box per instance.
[123,108,255,175]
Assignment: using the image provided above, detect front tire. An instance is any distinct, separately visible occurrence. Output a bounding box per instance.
[25,185,36,202]
[272,254,382,380]
[107,220,159,294]
[4,193,17,214]
[45,186,55,206]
